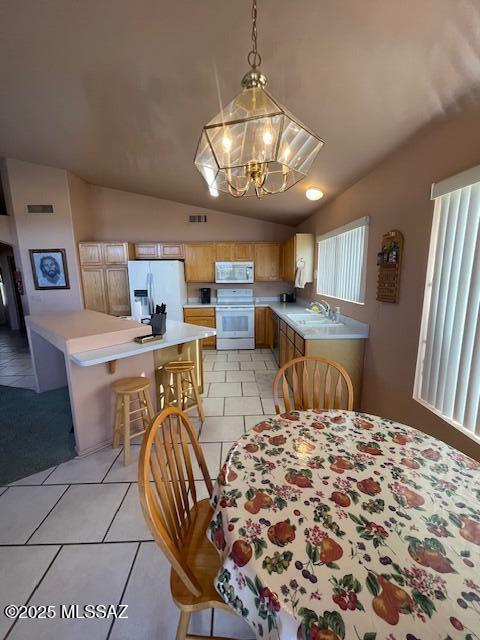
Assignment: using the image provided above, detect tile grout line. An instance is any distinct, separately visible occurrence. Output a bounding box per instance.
[106,541,141,640]
[101,482,131,543]
[0,539,154,549]
[3,544,63,639]
[24,484,71,545]
[100,447,125,483]
[41,465,60,485]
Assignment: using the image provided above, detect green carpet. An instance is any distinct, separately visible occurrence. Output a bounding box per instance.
[0,385,75,485]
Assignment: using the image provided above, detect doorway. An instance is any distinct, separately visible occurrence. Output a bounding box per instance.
[0,242,32,389]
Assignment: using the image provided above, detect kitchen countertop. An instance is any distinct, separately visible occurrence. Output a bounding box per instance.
[69,320,217,367]
[183,301,369,340]
[26,310,152,354]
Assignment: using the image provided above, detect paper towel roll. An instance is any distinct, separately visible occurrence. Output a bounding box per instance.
[132,298,143,322]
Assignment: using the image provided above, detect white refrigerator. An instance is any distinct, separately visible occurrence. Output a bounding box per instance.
[127,260,187,322]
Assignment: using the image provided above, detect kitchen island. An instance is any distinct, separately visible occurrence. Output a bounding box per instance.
[26,310,216,456]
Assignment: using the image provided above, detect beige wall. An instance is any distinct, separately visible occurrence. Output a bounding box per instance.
[68,173,94,243]
[187,281,295,301]
[297,108,480,459]
[3,158,83,316]
[0,215,13,246]
[89,185,293,243]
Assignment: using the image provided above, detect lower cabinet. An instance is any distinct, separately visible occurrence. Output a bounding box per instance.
[81,267,108,314]
[183,307,216,348]
[105,267,130,316]
[278,319,364,408]
[255,307,276,348]
[255,307,266,346]
[81,266,130,316]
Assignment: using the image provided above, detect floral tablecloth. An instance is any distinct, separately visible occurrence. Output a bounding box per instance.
[207,410,480,640]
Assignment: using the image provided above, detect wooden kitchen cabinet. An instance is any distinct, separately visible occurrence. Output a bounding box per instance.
[216,243,235,261]
[81,267,108,314]
[255,307,267,347]
[78,242,103,266]
[277,313,365,408]
[254,243,282,281]
[159,243,184,259]
[234,243,254,260]
[185,244,216,282]
[216,243,254,261]
[282,233,315,283]
[78,242,133,316]
[265,307,274,349]
[105,267,130,315]
[103,242,132,265]
[279,329,288,366]
[282,236,295,282]
[134,242,184,259]
[183,307,216,348]
[135,243,159,259]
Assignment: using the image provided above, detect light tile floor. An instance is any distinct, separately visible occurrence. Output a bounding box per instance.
[0,348,278,639]
[0,327,36,390]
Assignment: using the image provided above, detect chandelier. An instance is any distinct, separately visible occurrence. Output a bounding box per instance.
[194,0,324,199]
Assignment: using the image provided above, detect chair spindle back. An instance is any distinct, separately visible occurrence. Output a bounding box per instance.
[138,406,213,596]
[273,355,354,414]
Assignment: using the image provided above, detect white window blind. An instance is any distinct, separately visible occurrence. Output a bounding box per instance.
[414,179,480,440]
[316,217,369,304]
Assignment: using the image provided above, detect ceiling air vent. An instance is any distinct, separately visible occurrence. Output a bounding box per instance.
[188,214,208,223]
[25,204,55,214]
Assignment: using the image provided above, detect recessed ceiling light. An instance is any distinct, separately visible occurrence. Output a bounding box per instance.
[305,187,324,201]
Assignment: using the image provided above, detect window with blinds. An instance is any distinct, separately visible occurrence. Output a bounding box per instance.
[414,169,480,440]
[316,217,369,304]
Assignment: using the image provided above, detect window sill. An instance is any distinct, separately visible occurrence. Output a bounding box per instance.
[413,394,480,446]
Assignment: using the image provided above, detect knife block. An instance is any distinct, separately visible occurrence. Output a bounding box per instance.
[150,312,167,336]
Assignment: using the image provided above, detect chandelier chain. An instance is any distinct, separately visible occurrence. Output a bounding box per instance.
[247,0,261,69]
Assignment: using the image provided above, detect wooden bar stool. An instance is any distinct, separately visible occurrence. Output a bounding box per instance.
[163,360,205,424]
[112,377,155,465]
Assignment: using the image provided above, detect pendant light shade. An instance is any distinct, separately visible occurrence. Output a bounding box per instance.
[194,1,324,199]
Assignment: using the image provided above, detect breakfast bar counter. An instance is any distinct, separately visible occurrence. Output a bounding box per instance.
[26,310,216,456]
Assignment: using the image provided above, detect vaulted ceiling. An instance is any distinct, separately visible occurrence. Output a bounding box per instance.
[0,0,479,225]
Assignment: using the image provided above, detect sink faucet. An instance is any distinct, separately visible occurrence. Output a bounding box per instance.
[309,300,330,316]
[319,299,331,315]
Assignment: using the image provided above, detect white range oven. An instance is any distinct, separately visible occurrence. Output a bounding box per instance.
[215,288,255,350]
[215,261,254,284]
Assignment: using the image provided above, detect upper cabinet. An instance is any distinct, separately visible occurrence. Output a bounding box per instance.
[134,242,184,259]
[135,243,159,259]
[186,241,282,282]
[216,243,254,261]
[78,242,103,266]
[216,243,235,261]
[185,244,216,282]
[234,243,254,260]
[79,242,132,266]
[282,233,315,283]
[160,243,184,259]
[254,243,282,281]
[103,242,133,264]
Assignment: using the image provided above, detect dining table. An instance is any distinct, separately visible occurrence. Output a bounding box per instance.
[207,409,480,640]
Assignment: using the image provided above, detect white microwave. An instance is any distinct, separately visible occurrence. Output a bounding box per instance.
[215,261,254,284]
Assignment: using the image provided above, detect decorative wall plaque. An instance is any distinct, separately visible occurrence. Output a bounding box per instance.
[376,230,403,303]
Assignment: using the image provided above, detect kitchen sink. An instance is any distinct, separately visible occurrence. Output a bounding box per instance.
[286,313,342,328]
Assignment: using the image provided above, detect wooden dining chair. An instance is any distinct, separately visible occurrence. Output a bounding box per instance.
[273,355,354,414]
[138,406,236,640]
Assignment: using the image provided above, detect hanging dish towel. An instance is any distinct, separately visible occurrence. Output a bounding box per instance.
[295,258,306,288]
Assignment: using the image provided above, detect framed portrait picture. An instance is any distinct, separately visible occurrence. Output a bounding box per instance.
[29,249,70,290]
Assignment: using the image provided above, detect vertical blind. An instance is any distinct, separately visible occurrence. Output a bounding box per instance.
[316,219,368,304]
[414,181,480,438]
